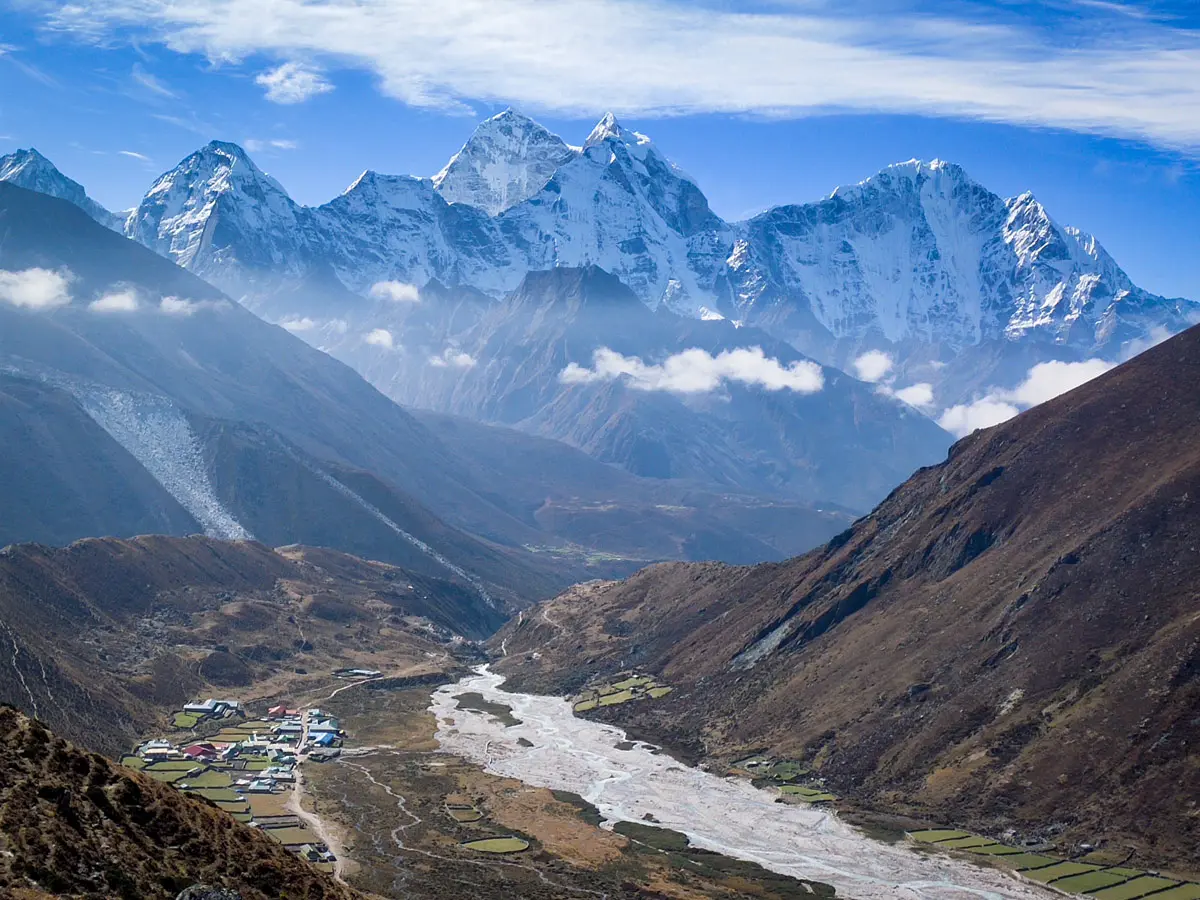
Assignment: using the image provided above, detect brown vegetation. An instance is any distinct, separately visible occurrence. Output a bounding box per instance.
[0,706,363,900]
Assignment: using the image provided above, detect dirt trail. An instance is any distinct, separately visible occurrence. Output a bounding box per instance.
[286,765,349,883]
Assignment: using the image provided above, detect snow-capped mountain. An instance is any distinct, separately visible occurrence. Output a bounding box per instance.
[0,148,121,231]
[432,109,579,215]
[10,114,1194,417]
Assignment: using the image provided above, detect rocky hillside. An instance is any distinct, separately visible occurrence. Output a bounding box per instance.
[0,535,494,755]
[0,705,363,899]
[495,322,1200,873]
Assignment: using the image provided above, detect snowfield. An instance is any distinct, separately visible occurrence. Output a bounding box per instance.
[432,668,1055,900]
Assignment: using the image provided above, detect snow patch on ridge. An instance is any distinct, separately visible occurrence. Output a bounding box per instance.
[73,388,253,540]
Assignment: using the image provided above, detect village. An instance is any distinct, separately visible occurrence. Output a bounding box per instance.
[121,696,350,873]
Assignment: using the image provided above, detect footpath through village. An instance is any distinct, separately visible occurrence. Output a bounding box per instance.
[120,687,368,874]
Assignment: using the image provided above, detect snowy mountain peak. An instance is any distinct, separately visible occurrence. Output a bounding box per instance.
[0,147,119,230]
[585,112,624,147]
[432,108,579,215]
[125,140,305,275]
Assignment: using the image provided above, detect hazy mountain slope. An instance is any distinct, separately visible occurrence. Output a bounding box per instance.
[346,267,952,510]
[0,535,497,755]
[0,183,632,596]
[495,323,1200,871]
[0,374,201,546]
[411,408,852,561]
[0,705,363,900]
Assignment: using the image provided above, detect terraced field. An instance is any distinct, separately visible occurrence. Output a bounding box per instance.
[572,674,673,713]
[909,830,1200,898]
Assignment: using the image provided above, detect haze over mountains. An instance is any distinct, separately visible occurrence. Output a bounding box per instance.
[4,110,1191,440]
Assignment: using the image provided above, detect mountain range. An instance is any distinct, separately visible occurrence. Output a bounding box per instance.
[495,320,1200,873]
[4,110,1191,421]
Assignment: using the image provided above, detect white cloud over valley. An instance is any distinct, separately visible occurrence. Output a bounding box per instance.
[852,350,893,383]
[561,346,824,394]
[429,346,476,369]
[0,268,72,310]
[89,289,139,313]
[369,280,421,303]
[365,328,394,349]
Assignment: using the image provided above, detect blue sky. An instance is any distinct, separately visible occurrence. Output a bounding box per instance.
[2,0,1199,298]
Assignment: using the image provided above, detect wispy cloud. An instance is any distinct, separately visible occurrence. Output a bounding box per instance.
[118,149,152,162]
[152,112,218,136]
[255,61,333,104]
[244,137,299,152]
[37,0,1200,149]
[131,62,177,98]
[562,346,824,394]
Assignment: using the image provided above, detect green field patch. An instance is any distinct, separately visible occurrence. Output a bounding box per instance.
[936,836,998,850]
[183,787,243,804]
[573,699,598,712]
[968,844,1025,856]
[231,811,254,823]
[263,826,315,846]
[1146,885,1200,900]
[1001,854,1060,871]
[598,690,636,706]
[1049,870,1138,893]
[462,837,529,854]
[177,769,232,789]
[172,712,202,728]
[778,785,835,802]
[611,676,653,690]
[446,803,483,823]
[1090,877,1182,900]
[143,768,187,784]
[908,830,971,844]
[119,755,146,770]
[646,686,673,699]
[145,760,199,771]
[241,758,271,771]
[1023,861,1100,883]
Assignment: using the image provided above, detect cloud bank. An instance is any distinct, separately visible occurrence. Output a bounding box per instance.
[42,0,1200,149]
[939,358,1120,436]
[561,346,824,394]
[0,268,72,309]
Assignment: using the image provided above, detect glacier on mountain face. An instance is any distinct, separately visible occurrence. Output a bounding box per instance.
[72,388,254,541]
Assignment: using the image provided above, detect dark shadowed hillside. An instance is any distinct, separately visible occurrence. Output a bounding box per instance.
[0,706,363,900]
[495,323,1200,874]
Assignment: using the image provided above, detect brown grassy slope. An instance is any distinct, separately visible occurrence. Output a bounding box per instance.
[0,535,490,755]
[0,705,363,900]
[494,324,1200,871]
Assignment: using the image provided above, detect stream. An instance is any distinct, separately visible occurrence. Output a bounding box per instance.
[431,667,1056,900]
